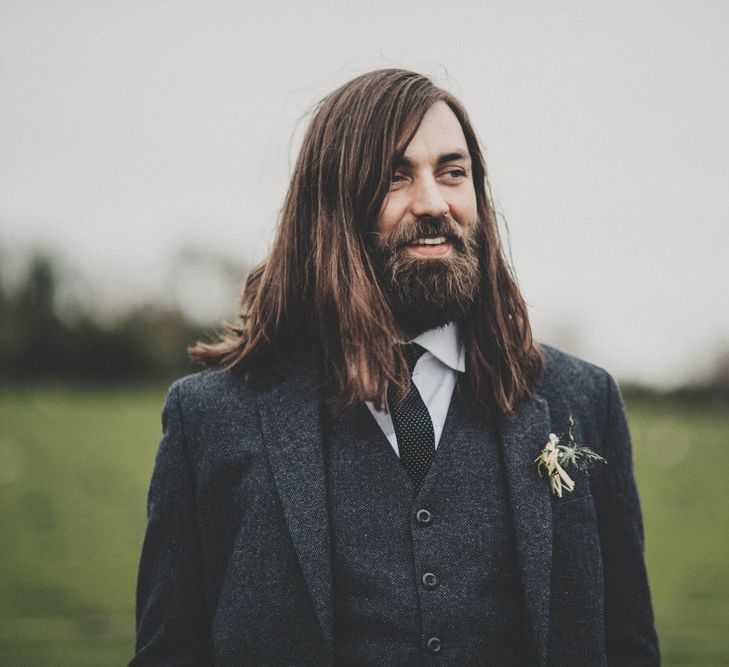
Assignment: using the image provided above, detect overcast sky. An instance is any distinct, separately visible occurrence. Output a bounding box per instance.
[1,0,728,386]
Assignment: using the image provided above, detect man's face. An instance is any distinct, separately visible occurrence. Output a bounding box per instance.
[372,101,482,335]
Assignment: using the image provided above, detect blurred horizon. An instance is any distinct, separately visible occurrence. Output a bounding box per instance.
[3,245,729,395]
[2,0,729,387]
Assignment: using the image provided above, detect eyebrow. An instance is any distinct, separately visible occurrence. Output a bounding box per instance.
[394,150,471,169]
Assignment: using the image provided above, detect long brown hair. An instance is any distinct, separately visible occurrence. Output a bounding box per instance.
[190,69,542,416]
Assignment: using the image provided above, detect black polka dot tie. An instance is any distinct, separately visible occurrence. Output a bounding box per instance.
[387,343,435,493]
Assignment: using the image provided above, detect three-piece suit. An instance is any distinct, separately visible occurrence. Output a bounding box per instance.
[131,344,659,665]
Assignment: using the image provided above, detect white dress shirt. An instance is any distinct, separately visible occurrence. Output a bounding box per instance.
[366,321,465,457]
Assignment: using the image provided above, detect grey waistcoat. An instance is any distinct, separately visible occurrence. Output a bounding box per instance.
[324,385,527,666]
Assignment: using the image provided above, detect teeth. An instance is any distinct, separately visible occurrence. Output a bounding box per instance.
[413,237,446,245]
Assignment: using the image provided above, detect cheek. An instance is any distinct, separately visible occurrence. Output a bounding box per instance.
[451,190,478,224]
[375,198,403,236]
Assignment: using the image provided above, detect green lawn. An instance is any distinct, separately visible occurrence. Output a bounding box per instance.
[0,385,163,666]
[0,385,727,665]
[627,397,729,664]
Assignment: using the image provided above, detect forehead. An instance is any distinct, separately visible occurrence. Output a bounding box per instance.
[402,101,470,162]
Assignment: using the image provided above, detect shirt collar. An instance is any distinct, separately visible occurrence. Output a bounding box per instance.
[411,321,465,373]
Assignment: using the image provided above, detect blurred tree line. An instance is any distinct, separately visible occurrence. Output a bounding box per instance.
[2,252,728,397]
[0,253,217,383]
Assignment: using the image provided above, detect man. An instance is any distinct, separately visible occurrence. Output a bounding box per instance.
[131,69,659,665]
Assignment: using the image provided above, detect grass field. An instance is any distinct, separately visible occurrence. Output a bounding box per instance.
[1,384,727,665]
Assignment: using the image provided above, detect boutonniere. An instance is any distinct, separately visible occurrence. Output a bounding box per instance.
[534,416,606,497]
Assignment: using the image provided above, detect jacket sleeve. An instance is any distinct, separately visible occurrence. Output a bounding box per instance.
[129,383,212,666]
[594,372,660,666]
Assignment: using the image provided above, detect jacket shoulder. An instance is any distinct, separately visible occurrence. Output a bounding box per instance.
[536,343,619,432]
[162,367,278,448]
[169,364,281,411]
[538,343,613,397]
[171,367,246,405]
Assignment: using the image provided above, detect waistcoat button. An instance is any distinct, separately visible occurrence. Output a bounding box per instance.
[421,572,438,589]
[415,509,432,525]
[426,636,441,654]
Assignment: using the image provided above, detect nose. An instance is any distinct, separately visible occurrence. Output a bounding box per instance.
[410,175,449,219]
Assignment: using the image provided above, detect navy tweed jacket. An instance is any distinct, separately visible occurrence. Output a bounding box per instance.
[130,344,660,666]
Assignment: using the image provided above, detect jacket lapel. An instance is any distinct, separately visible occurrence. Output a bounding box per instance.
[499,393,553,667]
[256,358,334,647]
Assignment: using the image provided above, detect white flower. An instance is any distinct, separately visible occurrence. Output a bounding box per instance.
[535,433,575,497]
[534,419,605,497]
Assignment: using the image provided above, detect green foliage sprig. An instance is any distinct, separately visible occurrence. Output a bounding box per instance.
[534,416,607,497]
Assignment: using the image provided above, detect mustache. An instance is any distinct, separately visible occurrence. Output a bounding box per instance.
[379,215,468,251]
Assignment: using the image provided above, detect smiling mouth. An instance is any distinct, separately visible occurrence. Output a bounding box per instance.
[412,236,447,246]
[406,236,452,257]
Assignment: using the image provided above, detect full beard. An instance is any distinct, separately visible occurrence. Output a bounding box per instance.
[372,214,482,337]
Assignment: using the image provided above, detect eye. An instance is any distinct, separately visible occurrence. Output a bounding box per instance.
[389,172,408,188]
[442,168,467,180]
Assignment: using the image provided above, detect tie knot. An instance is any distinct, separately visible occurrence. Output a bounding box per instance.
[402,342,426,375]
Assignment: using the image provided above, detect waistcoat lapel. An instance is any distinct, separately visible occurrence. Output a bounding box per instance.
[256,358,334,649]
[499,393,553,667]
